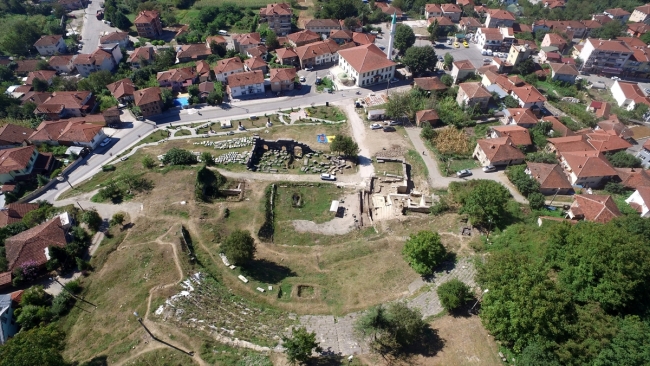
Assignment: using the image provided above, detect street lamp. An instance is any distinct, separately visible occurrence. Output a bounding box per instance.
[469,289,489,314]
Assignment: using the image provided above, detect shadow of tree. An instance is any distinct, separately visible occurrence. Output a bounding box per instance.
[75,355,108,366]
[241,259,296,283]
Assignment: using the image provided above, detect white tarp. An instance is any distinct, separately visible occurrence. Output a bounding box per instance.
[329,200,340,212]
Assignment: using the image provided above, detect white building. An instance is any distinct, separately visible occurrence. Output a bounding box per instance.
[337,44,396,87]
[72,45,122,77]
[226,70,265,98]
[34,35,67,56]
[610,80,650,111]
[625,187,650,217]
[577,38,633,75]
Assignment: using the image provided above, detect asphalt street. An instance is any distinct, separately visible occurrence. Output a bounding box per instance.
[79,0,119,54]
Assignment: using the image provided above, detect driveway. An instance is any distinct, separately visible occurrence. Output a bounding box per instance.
[405,126,527,203]
[340,101,375,179]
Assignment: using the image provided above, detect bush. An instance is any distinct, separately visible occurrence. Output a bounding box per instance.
[606,151,642,168]
[528,192,546,211]
[506,165,541,197]
[142,154,156,169]
[220,230,256,266]
[102,165,116,172]
[64,279,82,294]
[604,182,629,195]
[49,168,62,179]
[81,209,102,232]
[110,212,125,227]
[162,148,197,165]
[402,230,447,276]
[437,278,473,312]
[51,292,74,318]
[430,197,449,215]
[420,123,436,140]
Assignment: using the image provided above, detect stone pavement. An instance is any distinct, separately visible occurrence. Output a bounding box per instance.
[299,257,477,357]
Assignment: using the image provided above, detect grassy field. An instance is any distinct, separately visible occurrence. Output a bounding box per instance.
[374,161,404,176]
[305,105,347,121]
[275,183,342,224]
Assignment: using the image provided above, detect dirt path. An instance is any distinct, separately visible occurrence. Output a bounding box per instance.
[339,101,375,179]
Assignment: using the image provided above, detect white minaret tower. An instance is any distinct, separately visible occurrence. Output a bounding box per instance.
[386,12,397,60]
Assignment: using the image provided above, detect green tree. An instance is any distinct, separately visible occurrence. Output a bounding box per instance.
[265,30,279,50]
[206,82,224,105]
[317,0,360,20]
[594,316,650,366]
[113,11,132,30]
[402,230,447,276]
[420,123,435,140]
[188,84,200,100]
[517,58,536,75]
[220,230,256,266]
[355,302,427,356]
[81,209,102,232]
[21,285,50,306]
[402,45,437,76]
[526,152,558,164]
[32,78,49,92]
[110,212,125,227]
[15,305,52,330]
[0,325,67,366]
[606,151,642,168]
[162,148,197,165]
[506,165,541,198]
[604,182,629,195]
[142,154,156,169]
[458,180,511,226]
[528,192,546,210]
[427,19,439,42]
[329,134,359,159]
[282,327,321,365]
[641,31,650,45]
[161,88,174,109]
[590,20,623,39]
[77,70,115,94]
[440,74,453,86]
[437,278,473,312]
[394,23,415,54]
[503,95,519,108]
[0,20,41,56]
[200,151,214,166]
[443,52,454,70]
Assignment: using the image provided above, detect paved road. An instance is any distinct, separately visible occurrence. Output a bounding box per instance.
[79,0,119,53]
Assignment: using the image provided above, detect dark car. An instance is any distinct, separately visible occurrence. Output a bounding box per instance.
[382,126,396,132]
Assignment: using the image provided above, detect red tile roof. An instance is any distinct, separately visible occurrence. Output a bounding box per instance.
[157,67,195,83]
[25,70,57,86]
[245,56,267,70]
[605,7,630,16]
[34,35,63,47]
[453,59,475,70]
[58,123,103,144]
[233,32,261,46]
[415,109,440,123]
[586,38,632,53]
[100,31,129,44]
[5,217,67,271]
[585,130,633,152]
[0,203,39,228]
[269,67,296,82]
[549,134,595,153]
[596,117,632,138]
[512,86,546,104]
[441,3,461,12]
[260,2,292,16]
[295,39,340,61]
[107,78,136,99]
[615,81,650,107]
[542,116,575,137]
[48,55,76,68]
[134,10,160,25]
[352,32,376,45]
[0,272,10,287]
[196,60,210,77]
[491,125,532,145]
[425,4,442,13]
[227,70,264,87]
[615,168,650,190]
[549,62,579,76]
[127,47,155,63]
[527,162,572,190]
[134,87,161,106]
[275,47,298,59]
[0,124,35,145]
[288,30,321,44]
[477,136,525,163]
[570,194,621,223]
[506,108,538,125]
[337,43,396,73]
[305,19,340,28]
[177,44,211,60]
[0,146,35,174]
[413,77,448,91]
[213,57,244,74]
[487,9,516,20]
[562,151,617,179]
[459,82,492,99]
[206,35,227,45]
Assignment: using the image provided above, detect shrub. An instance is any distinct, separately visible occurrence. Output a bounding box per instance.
[142,154,156,169]
[220,230,256,266]
[402,230,447,276]
[101,165,116,172]
[258,184,276,241]
[162,148,197,165]
[81,210,102,232]
[437,278,473,312]
[528,192,546,211]
[49,168,62,179]
[110,212,125,227]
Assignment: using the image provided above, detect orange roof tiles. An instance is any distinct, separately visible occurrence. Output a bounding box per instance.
[295,39,340,61]
[337,43,396,73]
[477,136,526,163]
[414,77,448,91]
[491,125,532,145]
[507,108,538,126]
[134,87,161,106]
[34,35,63,47]
[615,168,650,190]
[269,67,297,82]
[0,124,35,145]
[561,151,617,179]
[288,30,321,44]
[134,10,160,25]
[260,3,292,16]
[128,47,155,63]
[213,57,244,74]
[570,194,621,223]
[106,78,135,99]
[5,217,67,271]
[526,162,572,190]
[459,82,492,98]
[0,146,36,174]
[227,70,264,87]
[512,86,547,104]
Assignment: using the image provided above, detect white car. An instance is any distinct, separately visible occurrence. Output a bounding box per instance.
[304,66,313,71]
[611,76,621,80]
[482,165,497,173]
[370,123,382,130]
[320,173,336,181]
[299,76,306,82]
[388,120,402,126]
[100,137,111,147]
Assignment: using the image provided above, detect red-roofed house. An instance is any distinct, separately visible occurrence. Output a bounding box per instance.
[611,80,650,111]
[34,35,67,56]
[127,47,155,69]
[626,186,650,217]
[560,151,617,187]
[157,67,197,91]
[485,9,515,28]
[457,82,491,110]
[304,19,342,35]
[107,78,136,103]
[259,3,292,35]
[549,62,579,83]
[196,60,211,82]
[337,44,396,87]
[415,109,440,127]
[604,8,631,23]
[34,91,94,120]
[29,119,106,150]
[227,70,265,98]
[626,22,650,37]
[451,60,475,83]
[0,146,40,184]
[287,30,321,47]
[459,17,482,33]
[0,124,35,149]
[502,108,538,128]
[176,44,212,63]
[295,39,340,69]
[525,162,573,195]
[567,194,621,223]
[205,35,227,49]
[48,55,76,74]
[473,136,525,166]
[511,85,546,108]
[490,125,532,146]
[541,33,567,53]
[274,47,299,66]
[99,31,130,49]
[4,216,69,272]
[586,101,611,119]
[376,3,404,19]
[329,29,353,45]
[270,68,297,92]
[73,46,122,77]
[25,70,57,86]
[134,10,163,38]
[233,33,262,53]
[441,4,462,22]
[630,4,650,24]
[213,57,245,83]
[425,4,443,18]
[616,167,650,190]
[578,39,633,75]
[244,56,268,74]
[134,87,163,118]
[413,77,448,93]
[595,117,632,139]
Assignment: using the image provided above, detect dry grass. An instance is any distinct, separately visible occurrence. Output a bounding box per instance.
[432,127,471,155]
[356,315,502,366]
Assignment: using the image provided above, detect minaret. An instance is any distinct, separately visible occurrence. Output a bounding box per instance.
[386,12,397,60]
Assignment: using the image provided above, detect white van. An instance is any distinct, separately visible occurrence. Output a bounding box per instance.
[218,30,228,36]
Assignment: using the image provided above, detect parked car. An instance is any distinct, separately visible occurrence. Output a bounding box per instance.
[382,126,396,132]
[463,41,469,48]
[299,76,306,82]
[611,76,620,80]
[305,66,313,71]
[100,137,111,147]
[454,42,460,48]
[456,169,472,178]
[390,77,399,84]
[370,123,382,130]
[320,173,336,181]
[120,156,128,161]
[482,165,497,172]
[324,88,333,93]
[388,120,402,126]
[446,39,452,45]
[645,88,650,94]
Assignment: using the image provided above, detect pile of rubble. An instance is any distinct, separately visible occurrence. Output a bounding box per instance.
[255,149,293,173]
[194,137,254,150]
[214,151,250,165]
[377,145,406,159]
[301,153,349,174]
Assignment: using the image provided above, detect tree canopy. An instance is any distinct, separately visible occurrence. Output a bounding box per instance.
[456,180,511,226]
[436,278,473,312]
[282,327,321,365]
[394,24,415,54]
[330,134,359,158]
[162,148,198,165]
[606,151,642,168]
[220,229,256,266]
[402,230,447,276]
[402,45,437,76]
[0,325,67,366]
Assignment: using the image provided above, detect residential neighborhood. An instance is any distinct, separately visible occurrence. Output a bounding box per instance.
[0,0,649,364]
